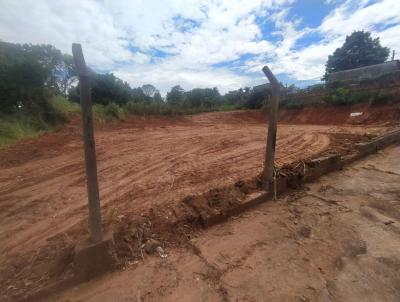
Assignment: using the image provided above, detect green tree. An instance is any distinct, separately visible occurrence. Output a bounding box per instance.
[91,73,131,105]
[153,91,163,103]
[0,41,76,97]
[185,87,221,108]
[0,42,52,115]
[69,73,132,105]
[223,87,251,106]
[141,84,157,98]
[245,88,267,109]
[324,31,390,79]
[0,57,49,113]
[131,87,149,103]
[166,85,185,106]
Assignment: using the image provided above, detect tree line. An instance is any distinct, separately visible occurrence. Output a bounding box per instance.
[0,40,270,119]
[0,30,392,119]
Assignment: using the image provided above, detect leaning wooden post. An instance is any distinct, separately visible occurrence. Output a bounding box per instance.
[72,43,103,243]
[262,66,280,196]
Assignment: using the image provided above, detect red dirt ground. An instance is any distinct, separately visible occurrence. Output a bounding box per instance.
[48,145,400,302]
[0,105,399,300]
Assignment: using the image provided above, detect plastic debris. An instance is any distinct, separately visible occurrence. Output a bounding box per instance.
[156,246,168,258]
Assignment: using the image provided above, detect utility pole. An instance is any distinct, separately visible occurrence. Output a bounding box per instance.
[262,66,280,195]
[72,43,103,243]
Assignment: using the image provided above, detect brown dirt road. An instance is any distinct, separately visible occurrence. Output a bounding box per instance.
[0,109,395,300]
[47,144,400,302]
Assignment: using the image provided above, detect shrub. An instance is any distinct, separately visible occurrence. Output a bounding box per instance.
[92,104,108,122]
[125,101,164,115]
[325,87,353,105]
[104,103,126,120]
[92,103,126,122]
[280,98,305,109]
[325,87,392,106]
[49,95,80,116]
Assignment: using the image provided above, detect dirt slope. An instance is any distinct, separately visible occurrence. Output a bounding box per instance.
[278,103,400,125]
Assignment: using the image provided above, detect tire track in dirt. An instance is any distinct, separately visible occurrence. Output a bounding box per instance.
[0,111,389,271]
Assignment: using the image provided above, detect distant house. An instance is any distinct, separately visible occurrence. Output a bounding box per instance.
[327,60,400,84]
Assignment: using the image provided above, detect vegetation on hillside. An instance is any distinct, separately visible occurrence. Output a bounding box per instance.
[0,42,76,147]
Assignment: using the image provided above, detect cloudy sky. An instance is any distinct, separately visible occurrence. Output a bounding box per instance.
[0,0,399,94]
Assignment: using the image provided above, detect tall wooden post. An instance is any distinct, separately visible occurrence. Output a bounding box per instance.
[262,66,280,194]
[72,43,102,243]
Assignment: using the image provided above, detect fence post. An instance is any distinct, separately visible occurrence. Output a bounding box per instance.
[72,43,103,243]
[262,66,280,195]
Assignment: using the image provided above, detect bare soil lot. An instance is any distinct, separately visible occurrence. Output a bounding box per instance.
[0,107,397,300]
[49,145,400,302]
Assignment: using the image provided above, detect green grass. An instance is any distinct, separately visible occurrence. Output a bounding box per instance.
[0,96,79,149]
[49,95,80,115]
[0,114,48,148]
[92,103,126,122]
[325,87,390,106]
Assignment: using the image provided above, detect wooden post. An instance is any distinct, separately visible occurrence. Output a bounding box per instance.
[262,66,280,194]
[72,43,102,243]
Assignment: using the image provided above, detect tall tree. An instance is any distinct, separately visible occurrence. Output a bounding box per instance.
[153,91,163,103]
[69,72,132,105]
[0,55,48,113]
[0,42,77,96]
[0,42,51,114]
[141,84,157,97]
[166,85,185,106]
[90,73,132,105]
[324,31,390,79]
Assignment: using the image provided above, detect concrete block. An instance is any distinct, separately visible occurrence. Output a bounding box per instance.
[356,130,400,157]
[304,154,341,182]
[74,231,118,282]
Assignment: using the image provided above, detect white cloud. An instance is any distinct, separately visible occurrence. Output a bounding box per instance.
[0,0,399,92]
[244,0,400,82]
[114,64,253,95]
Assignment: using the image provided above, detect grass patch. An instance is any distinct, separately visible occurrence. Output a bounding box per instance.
[49,95,80,115]
[0,96,79,148]
[93,103,126,122]
[0,113,48,148]
[325,87,390,106]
